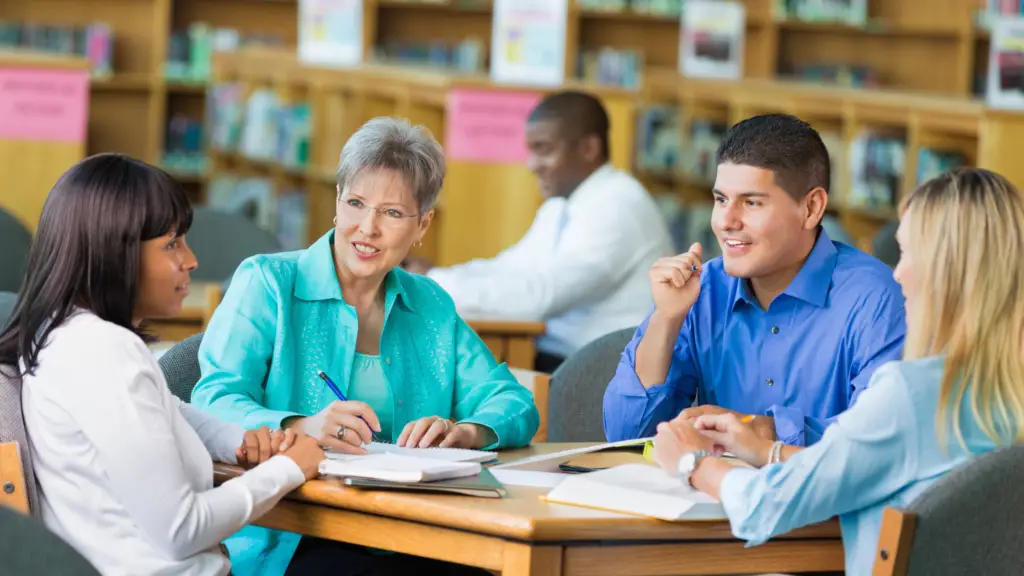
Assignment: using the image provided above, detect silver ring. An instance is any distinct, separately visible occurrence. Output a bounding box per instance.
[336,425,347,440]
[441,419,451,434]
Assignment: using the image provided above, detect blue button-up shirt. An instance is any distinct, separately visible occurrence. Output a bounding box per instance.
[603,229,906,446]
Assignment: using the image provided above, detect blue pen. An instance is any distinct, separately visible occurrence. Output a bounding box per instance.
[317,369,377,443]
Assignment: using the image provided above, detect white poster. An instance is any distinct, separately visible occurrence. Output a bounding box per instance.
[491,0,568,86]
[680,1,745,80]
[298,0,363,68]
[987,16,1024,110]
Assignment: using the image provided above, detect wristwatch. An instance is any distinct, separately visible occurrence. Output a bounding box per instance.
[677,449,710,484]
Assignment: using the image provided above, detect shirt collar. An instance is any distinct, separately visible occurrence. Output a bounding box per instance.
[566,163,613,205]
[732,227,838,309]
[294,230,416,314]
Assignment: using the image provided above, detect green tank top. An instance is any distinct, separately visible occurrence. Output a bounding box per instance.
[347,352,394,440]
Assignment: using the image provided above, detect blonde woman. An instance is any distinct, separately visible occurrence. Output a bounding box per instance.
[651,167,1024,575]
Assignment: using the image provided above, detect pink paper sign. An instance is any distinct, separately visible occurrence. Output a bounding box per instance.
[445,88,542,163]
[0,68,90,142]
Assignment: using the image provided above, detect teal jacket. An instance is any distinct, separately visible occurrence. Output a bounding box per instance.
[191,230,540,576]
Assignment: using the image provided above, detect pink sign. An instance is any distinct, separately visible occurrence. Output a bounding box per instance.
[445,88,542,163]
[0,68,90,142]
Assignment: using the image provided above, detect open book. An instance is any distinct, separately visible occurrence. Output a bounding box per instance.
[325,442,497,464]
[319,453,482,483]
[544,464,726,521]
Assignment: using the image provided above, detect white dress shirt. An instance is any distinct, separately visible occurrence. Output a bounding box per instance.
[428,164,674,358]
[22,311,306,576]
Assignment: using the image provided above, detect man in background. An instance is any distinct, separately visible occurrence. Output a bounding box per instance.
[406,91,674,373]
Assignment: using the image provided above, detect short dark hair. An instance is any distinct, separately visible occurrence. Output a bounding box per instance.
[528,91,610,160]
[0,153,193,375]
[716,114,831,199]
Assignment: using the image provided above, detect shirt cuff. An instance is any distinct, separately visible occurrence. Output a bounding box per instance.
[227,455,307,520]
[765,405,806,446]
[718,467,768,546]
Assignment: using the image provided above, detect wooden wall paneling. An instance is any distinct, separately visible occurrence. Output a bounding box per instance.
[978,111,1024,192]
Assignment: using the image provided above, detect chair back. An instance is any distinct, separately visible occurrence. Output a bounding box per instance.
[187,206,281,283]
[873,445,1024,575]
[157,333,205,403]
[0,291,17,330]
[872,219,900,268]
[0,365,38,515]
[548,327,636,442]
[0,504,101,575]
[0,209,31,293]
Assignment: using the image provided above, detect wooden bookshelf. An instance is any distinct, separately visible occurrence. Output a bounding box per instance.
[0,0,299,204]
[205,47,1024,261]
[208,48,639,267]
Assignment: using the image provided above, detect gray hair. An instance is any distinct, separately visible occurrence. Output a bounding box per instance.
[336,117,446,213]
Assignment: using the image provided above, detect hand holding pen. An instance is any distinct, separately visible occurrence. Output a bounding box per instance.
[282,370,382,455]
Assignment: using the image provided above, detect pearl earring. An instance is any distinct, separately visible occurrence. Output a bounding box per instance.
[333,216,337,225]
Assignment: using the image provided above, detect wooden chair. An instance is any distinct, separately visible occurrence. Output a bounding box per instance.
[872,445,1024,575]
[509,368,550,443]
[0,365,34,516]
[0,442,29,514]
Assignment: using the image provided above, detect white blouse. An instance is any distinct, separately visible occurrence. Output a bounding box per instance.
[22,311,306,576]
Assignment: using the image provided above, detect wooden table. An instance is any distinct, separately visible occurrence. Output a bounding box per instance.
[215,444,844,575]
[149,282,547,370]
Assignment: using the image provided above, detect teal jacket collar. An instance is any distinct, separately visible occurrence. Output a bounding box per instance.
[293,230,416,315]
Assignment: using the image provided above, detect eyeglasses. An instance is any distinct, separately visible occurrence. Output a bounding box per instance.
[339,197,420,228]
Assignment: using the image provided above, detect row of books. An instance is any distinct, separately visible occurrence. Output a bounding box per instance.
[579,48,643,89]
[371,38,487,73]
[774,0,867,25]
[207,83,312,169]
[206,176,309,252]
[162,114,208,177]
[786,63,880,89]
[635,105,966,210]
[577,0,682,16]
[166,23,284,84]
[635,106,724,184]
[0,21,113,77]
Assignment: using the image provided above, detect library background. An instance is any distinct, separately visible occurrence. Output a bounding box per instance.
[2,0,1024,297]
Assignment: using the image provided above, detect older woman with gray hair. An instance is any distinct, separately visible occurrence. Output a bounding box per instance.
[191,117,539,576]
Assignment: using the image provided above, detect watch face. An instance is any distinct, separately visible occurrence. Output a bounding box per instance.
[677,452,697,476]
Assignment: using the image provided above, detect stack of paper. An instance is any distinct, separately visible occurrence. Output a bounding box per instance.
[319,453,482,484]
[544,464,726,521]
[325,442,498,464]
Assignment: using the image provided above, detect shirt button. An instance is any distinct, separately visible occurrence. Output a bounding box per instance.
[766,378,774,387]
[771,326,779,334]
[385,358,391,365]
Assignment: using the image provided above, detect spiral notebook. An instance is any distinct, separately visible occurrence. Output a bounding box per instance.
[325,442,498,464]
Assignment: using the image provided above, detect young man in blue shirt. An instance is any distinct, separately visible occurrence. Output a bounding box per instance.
[603,114,906,447]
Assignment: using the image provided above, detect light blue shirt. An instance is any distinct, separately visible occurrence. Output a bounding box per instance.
[191,230,540,576]
[603,228,906,446]
[719,356,1011,575]
[348,353,394,439]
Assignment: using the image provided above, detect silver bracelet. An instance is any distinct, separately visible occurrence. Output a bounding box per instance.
[768,440,784,464]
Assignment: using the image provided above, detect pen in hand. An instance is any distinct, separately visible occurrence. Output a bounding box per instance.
[317,369,378,444]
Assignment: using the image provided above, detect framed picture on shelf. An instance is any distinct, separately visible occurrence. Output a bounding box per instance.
[987,15,1024,110]
[680,0,745,80]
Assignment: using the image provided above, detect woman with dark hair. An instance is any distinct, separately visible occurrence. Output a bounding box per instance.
[0,153,323,576]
